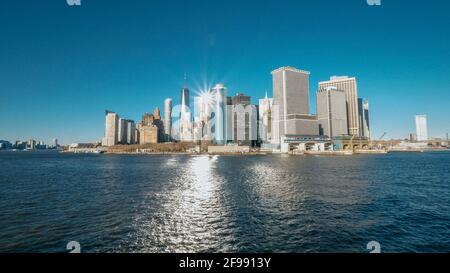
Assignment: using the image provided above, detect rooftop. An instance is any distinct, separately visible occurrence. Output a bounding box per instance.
[271,66,311,75]
[319,75,356,84]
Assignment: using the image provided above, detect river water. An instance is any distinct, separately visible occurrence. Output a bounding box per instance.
[0,151,449,253]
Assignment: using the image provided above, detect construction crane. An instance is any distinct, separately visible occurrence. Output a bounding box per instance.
[375,132,387,150]
[369,132,387,149]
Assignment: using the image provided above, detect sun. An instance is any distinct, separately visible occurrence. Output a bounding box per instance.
[198,90,214,108]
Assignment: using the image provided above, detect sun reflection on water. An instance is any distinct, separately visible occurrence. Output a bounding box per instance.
[183,155,216,206]
[131,155,236,253]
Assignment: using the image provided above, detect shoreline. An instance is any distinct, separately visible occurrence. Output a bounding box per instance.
[4,148,449,156]
[60,149,450,156]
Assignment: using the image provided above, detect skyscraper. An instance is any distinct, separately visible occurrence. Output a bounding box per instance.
[27,139,36,150]
[317,87,348,138]
[227,104,258,145]
[164,98,172,141]
[194,92,215,141]
[154,107,161,120]
[102,110,119,147]
[319,76,360,136]
[153,107,165,142]
[415,115,428,141]
[224,92,257,145]
[179,85,192,141]
[126,120,135,144]
[212,83,227,144]
[258,92,274,143]
[272,66,318,143]
[118,118,127,144]
[180,87,190,112]
[358,98,371,139]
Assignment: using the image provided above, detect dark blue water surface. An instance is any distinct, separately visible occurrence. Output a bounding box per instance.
[0,151,449,253]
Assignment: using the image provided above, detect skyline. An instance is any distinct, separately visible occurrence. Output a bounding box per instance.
[1,0,450,144]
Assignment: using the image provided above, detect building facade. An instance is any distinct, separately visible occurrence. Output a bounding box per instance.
[193,92,215,142]
[317,87,348,138]
[27,139,36,150]
[224,92,257,146]
[102,110,119,147]
[153,107,165,142]
[272,67,318,144]
[212,83,227,144]
[0,140,12,150]
[229,92,251,106]
[415,115,428,141]
[226,104,258,146]
[164,98,172,141]
[137,112,159,144]
[126,120,136,144]
[319,76,360,136]
[118,118,127,144]
[258,93,274,143]
[358,98,371,139]
[181,87,189,110]
[179,87,193,141]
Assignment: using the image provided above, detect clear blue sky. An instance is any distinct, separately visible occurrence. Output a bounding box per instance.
[1,0,449,144]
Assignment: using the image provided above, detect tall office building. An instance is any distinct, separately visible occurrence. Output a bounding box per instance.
[317,87,348,137]
[319,76,360,136]
[272,67,318,143]
[126,120,136,144]
[415,115,428,141]
[134,127,140,144]
[212,83,227,144]
[154,107,161,120]
[179,86,193,141]
[27,139,36,150]
[193,92,215,141]
[258,92,274,143]
[153,107,165,142]
[226,104,258,145]
[164,98,173,141]
[358,98,371,139]
[118,118,137,144]
[224,92,257,145]
[192,96,202,141]
[102,110,119,147]
[180,87,190,112]
[196,94,212,124]
[118,118,127,144]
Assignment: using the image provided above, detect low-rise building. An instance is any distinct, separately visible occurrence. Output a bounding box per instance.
[208,145,250,154]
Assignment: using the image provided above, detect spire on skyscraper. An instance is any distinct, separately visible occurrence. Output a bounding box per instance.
[183,72,187,88]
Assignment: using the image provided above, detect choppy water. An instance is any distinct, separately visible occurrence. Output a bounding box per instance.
[0,151,449,253]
